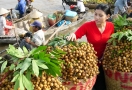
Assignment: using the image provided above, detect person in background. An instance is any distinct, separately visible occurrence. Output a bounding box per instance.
[114,0,129,16]
[20,20,45,50]
[77,0,85,13]
[12,0,26,19]
[67,4,114,90]
[26,0,34,6]
[0,8,14,35]
[28,10,44,33]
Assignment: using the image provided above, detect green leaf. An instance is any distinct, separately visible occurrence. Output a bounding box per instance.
[1,61,7,73]
[45,64,61,76]
[36,60,48,69]
[51,59,63,65]
[16,62,23,70]
[45,62,62,76]
[107,38,113,43]
[23,47,29,54]
[127,36,132,41]
[10,64,15,70]
[11,73,19,82]
[28,48,37,56]
[20,58,31,73]
[39,52,45,60]
[113,40,116,46]
[14,77,19,90]
[0,61,3,63]
[55,48,66,54]
[41,57,50,63]
[0,57,2,60]
[13,71,19,77]
[118,32,124,41]
[48,41,57,46]
[33,46,47,54]
[25,71,32,80]
[19,74,25,90]
[32,60,39,76]
[23,74,34,90]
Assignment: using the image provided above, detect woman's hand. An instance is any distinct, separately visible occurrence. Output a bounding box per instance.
[66,33,76,41]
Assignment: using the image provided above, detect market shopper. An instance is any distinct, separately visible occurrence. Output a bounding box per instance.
[0,8,14,35]
[20,20,45,50]
[67,4,114,90]
[114,0,129,16]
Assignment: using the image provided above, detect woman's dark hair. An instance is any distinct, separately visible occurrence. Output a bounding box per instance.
[95,4,112,16]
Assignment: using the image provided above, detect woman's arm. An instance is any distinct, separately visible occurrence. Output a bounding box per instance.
[75,22,88,39]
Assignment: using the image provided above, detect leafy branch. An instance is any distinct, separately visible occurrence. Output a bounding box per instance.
[108,30,132,45]
[0,45,66,90]
[113,15,132,31]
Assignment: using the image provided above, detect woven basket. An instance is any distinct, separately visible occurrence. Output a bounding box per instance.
[62,76,97,90]
[53,11,64,22]
[65,15,78,22]
[104,69,132,90]
[84,4,98,9]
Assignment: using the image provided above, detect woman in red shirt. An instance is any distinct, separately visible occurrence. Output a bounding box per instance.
[67,4,114,90]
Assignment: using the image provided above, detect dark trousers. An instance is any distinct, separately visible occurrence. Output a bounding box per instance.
[20,39,31,51]
[93,66,106,90]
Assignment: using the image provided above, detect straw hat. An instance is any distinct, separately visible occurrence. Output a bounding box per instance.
[0,8,10,15]
[30,10,43,18]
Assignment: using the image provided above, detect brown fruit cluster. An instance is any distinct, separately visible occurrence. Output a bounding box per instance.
[103,40,132,72]
[0,72,67,90]
[32,72,67,90]
[60,42,99,84]
[0,74,14,90]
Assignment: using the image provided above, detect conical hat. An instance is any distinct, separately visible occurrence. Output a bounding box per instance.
[0,8,9,15]
[30,10,43,18]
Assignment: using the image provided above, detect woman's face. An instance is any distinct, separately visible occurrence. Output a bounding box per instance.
[94,9,109,25]
[3,13,8,17]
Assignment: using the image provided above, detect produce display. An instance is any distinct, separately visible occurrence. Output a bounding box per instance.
[0,72,67,90]
[48,36,99,84]
[83,0,115,4]
[0,45,66,90]
[113,15,132,32]
[102,16,132,72]
[0,74,14,90]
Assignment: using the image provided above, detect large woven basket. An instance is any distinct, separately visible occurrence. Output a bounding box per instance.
[62,76,97,90]
[104,69,132,90]
[65,15,78,22]
[84,4,98,9]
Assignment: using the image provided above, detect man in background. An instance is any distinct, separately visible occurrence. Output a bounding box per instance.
[12,0,26,19]
[20,20,45,50]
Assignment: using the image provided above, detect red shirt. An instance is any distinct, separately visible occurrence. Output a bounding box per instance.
[4,20,12,35]
[75,21,114,59]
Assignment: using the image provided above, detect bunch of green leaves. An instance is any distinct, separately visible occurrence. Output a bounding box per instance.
[113,15,132,31]
[48,34,74,48]
[108,30,132,45]
[0,45,66,90]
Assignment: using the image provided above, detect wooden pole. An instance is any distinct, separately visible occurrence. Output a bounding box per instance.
[44,21,66,45]
[9,12,20,45]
